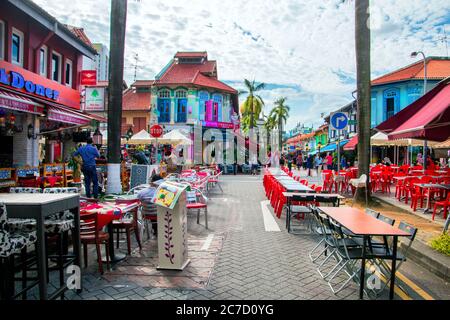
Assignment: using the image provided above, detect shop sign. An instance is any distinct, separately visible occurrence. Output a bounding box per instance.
[202,121,234,129]
[0,60,80,109]
[85,87,105,111]
[0,68,59,100]
[80,70,97,86]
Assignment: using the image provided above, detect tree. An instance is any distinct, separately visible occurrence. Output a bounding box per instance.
[239,79,265,131]
[269,97,290,152]
[263,114,277,147]
[107,0,128,194]
[354,0,371,204]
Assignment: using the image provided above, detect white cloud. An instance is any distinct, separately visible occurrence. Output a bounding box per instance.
[32,0,450,130]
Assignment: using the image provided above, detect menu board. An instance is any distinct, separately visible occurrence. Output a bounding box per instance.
[152,181,189,209]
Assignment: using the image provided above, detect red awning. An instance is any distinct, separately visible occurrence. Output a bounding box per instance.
[387,79,450,142]
[0,89,44,115]
[343,134,358,150]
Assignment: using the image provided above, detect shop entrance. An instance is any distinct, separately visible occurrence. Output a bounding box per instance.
[0,136,13,167]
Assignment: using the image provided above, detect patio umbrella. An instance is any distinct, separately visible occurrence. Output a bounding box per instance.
[127,129,156,145]
[159,129,192,145]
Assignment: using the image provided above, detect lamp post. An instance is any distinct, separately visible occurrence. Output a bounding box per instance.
[317,142,322,154]
[411,51,428,170]
[92,126,103,148]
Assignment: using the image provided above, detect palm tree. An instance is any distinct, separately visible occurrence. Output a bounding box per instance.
[269,97,290,152]
[263,114,277,148]
[354,0,371,204]
[239,79,265,131]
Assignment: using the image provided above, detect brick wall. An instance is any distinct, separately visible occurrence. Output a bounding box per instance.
[13,113,39,167]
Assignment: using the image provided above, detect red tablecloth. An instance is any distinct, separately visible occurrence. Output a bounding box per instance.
[80,203,125,230]
[43,176,63,187]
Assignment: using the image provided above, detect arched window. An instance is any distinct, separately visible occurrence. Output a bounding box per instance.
[158,89,170,98]
[383,88,399,121]
[175,90,187,98]
[198,91,209,121]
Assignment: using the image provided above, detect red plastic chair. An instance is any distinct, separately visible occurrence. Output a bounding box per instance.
[410,186,426,212]
[432,193,450,220]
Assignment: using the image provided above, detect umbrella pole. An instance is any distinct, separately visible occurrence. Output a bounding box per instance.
[423,140,427,170]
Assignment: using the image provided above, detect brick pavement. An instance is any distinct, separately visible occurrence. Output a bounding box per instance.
[26,173,379,300]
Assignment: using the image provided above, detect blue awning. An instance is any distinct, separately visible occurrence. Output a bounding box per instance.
[320,140,349,152]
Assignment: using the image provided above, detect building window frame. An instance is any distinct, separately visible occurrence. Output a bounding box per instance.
[174,89,187,99]
[158,89,171,98]
[51,51,62,83]
[11,27,24,67]
[198,91,209,121]
[39,45,48,77]
[65,58,73,87]
[0,20,5,61]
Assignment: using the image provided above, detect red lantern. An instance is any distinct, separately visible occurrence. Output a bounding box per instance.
[9,114,16,125]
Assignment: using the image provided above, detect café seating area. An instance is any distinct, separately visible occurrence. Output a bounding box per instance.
[0,165,223,300]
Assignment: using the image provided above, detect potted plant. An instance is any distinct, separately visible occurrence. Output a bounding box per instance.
[67,148,83,183]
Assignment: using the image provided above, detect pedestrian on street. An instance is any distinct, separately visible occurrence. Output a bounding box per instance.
[325,152,333,170]
[314,154,323,176]
[296,153,303,170]
[73,137,100,198]
[287,154,293,172]
[307,154,313,177]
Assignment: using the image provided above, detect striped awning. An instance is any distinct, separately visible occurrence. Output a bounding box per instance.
[0,89,44,115]
[47,105,92,125]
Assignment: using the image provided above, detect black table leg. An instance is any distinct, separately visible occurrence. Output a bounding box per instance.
[71,206,82,293]
[390,236,398,300]
[107,223,126,263]
[34,214,48,300]
[359,235,367,299]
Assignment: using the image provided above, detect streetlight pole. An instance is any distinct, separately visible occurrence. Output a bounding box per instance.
[411,51,427,170]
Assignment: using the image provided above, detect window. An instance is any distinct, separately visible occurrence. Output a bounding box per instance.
[175,90,187,98]
[212,94,222,122]
[198,91,209,121]
[51,52,62,82]
[0,20,5,60]
[39,46,47,76]
[11,28,24,66]
[158,89,170,98]
[386,98,395,119]
[65,59,72,87]
[383,88,399,121]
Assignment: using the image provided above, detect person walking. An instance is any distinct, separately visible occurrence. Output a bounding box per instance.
[73,137,100,198]
[287,154,293,173]
[296,153,303,171]
[307,154,313,177]
[314,154,323,176]
[325,152,333,170]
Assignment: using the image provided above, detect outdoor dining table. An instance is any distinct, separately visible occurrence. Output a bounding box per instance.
[80,200,140,262]
[318,207,410,300]
[0,193,81,300]
[283,192,344,232]
[414,183,450,213]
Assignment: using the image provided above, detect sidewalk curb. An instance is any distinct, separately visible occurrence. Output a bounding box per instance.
[373,196,450,281]
[401,240,450,282]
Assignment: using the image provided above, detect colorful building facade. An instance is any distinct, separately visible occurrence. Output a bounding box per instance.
[0,0,99,169]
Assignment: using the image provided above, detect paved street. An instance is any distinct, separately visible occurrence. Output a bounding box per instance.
[30,174,445,301]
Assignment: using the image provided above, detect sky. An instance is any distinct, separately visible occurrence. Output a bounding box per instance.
[33,0,450,131]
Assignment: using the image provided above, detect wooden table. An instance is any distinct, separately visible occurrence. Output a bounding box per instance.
[0,193,81,300]
[318,207,409,300]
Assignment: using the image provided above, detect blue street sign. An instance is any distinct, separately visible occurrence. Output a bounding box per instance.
[330,112,349,131]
